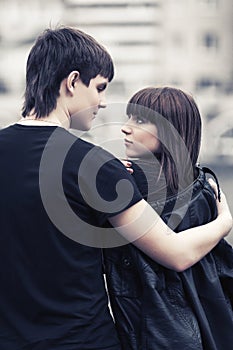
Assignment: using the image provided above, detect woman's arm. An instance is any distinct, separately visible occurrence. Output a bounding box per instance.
[109,188,232,272]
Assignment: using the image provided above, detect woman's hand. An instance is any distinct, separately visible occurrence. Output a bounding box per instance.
[208,178,233,237]
[120,159,133,174]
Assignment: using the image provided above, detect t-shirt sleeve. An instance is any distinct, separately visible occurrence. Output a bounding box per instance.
[77,146,142,227]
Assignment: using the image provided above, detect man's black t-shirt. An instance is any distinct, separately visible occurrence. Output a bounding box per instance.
[0,124,142,349]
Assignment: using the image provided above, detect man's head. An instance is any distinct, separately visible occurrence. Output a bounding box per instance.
[22,26,114,119]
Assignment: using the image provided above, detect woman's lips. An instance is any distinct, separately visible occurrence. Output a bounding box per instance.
[124,139,133,144]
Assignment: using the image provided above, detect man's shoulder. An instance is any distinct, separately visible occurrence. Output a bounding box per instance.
[70,134,124,169]
[0,124,14,133]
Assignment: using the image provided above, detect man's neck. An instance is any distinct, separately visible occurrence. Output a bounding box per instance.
[18,108,70,130]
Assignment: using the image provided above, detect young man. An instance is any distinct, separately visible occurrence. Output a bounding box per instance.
[0,26,231,349]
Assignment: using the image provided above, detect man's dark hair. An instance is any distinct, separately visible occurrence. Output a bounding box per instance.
[22,26,114,118]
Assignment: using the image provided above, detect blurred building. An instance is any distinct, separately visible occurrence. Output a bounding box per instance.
[63,0,161,99]
[62,0,233,99]
[162,0,233,94]
[0,0,232,146]
[0,0,232,99]
[0,0,64,125]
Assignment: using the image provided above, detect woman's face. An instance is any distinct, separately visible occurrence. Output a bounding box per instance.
[121,115,160,158]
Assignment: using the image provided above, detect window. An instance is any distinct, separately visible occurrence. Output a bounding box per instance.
[196,78,221,90]
[0,78,8,94]
[222,129,233,138]
[204,33,218,48]
[201,32,219,52]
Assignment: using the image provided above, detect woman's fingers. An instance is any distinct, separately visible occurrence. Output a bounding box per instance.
[120,159,133,174]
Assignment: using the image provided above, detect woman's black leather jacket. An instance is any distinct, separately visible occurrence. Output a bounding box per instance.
[104,166,233,350]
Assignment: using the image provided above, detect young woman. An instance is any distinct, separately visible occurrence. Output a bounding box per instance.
[104,87,233,350]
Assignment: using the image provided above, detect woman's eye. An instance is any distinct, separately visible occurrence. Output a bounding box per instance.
[136,117,145,124]
[127,115,146,124]
[97,84,107,93]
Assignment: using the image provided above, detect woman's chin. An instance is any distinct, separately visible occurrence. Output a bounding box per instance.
[125,152,140,159]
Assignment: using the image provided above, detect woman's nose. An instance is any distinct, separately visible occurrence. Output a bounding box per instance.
[121,122,132,135]
[99,95,107,109]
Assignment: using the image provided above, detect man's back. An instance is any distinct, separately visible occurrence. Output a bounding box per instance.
[0,124,122,349]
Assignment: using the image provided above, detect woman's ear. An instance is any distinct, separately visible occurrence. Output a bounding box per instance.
[66,71,80,94]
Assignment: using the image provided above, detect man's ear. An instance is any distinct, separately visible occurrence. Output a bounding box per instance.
[66,71,80,94]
